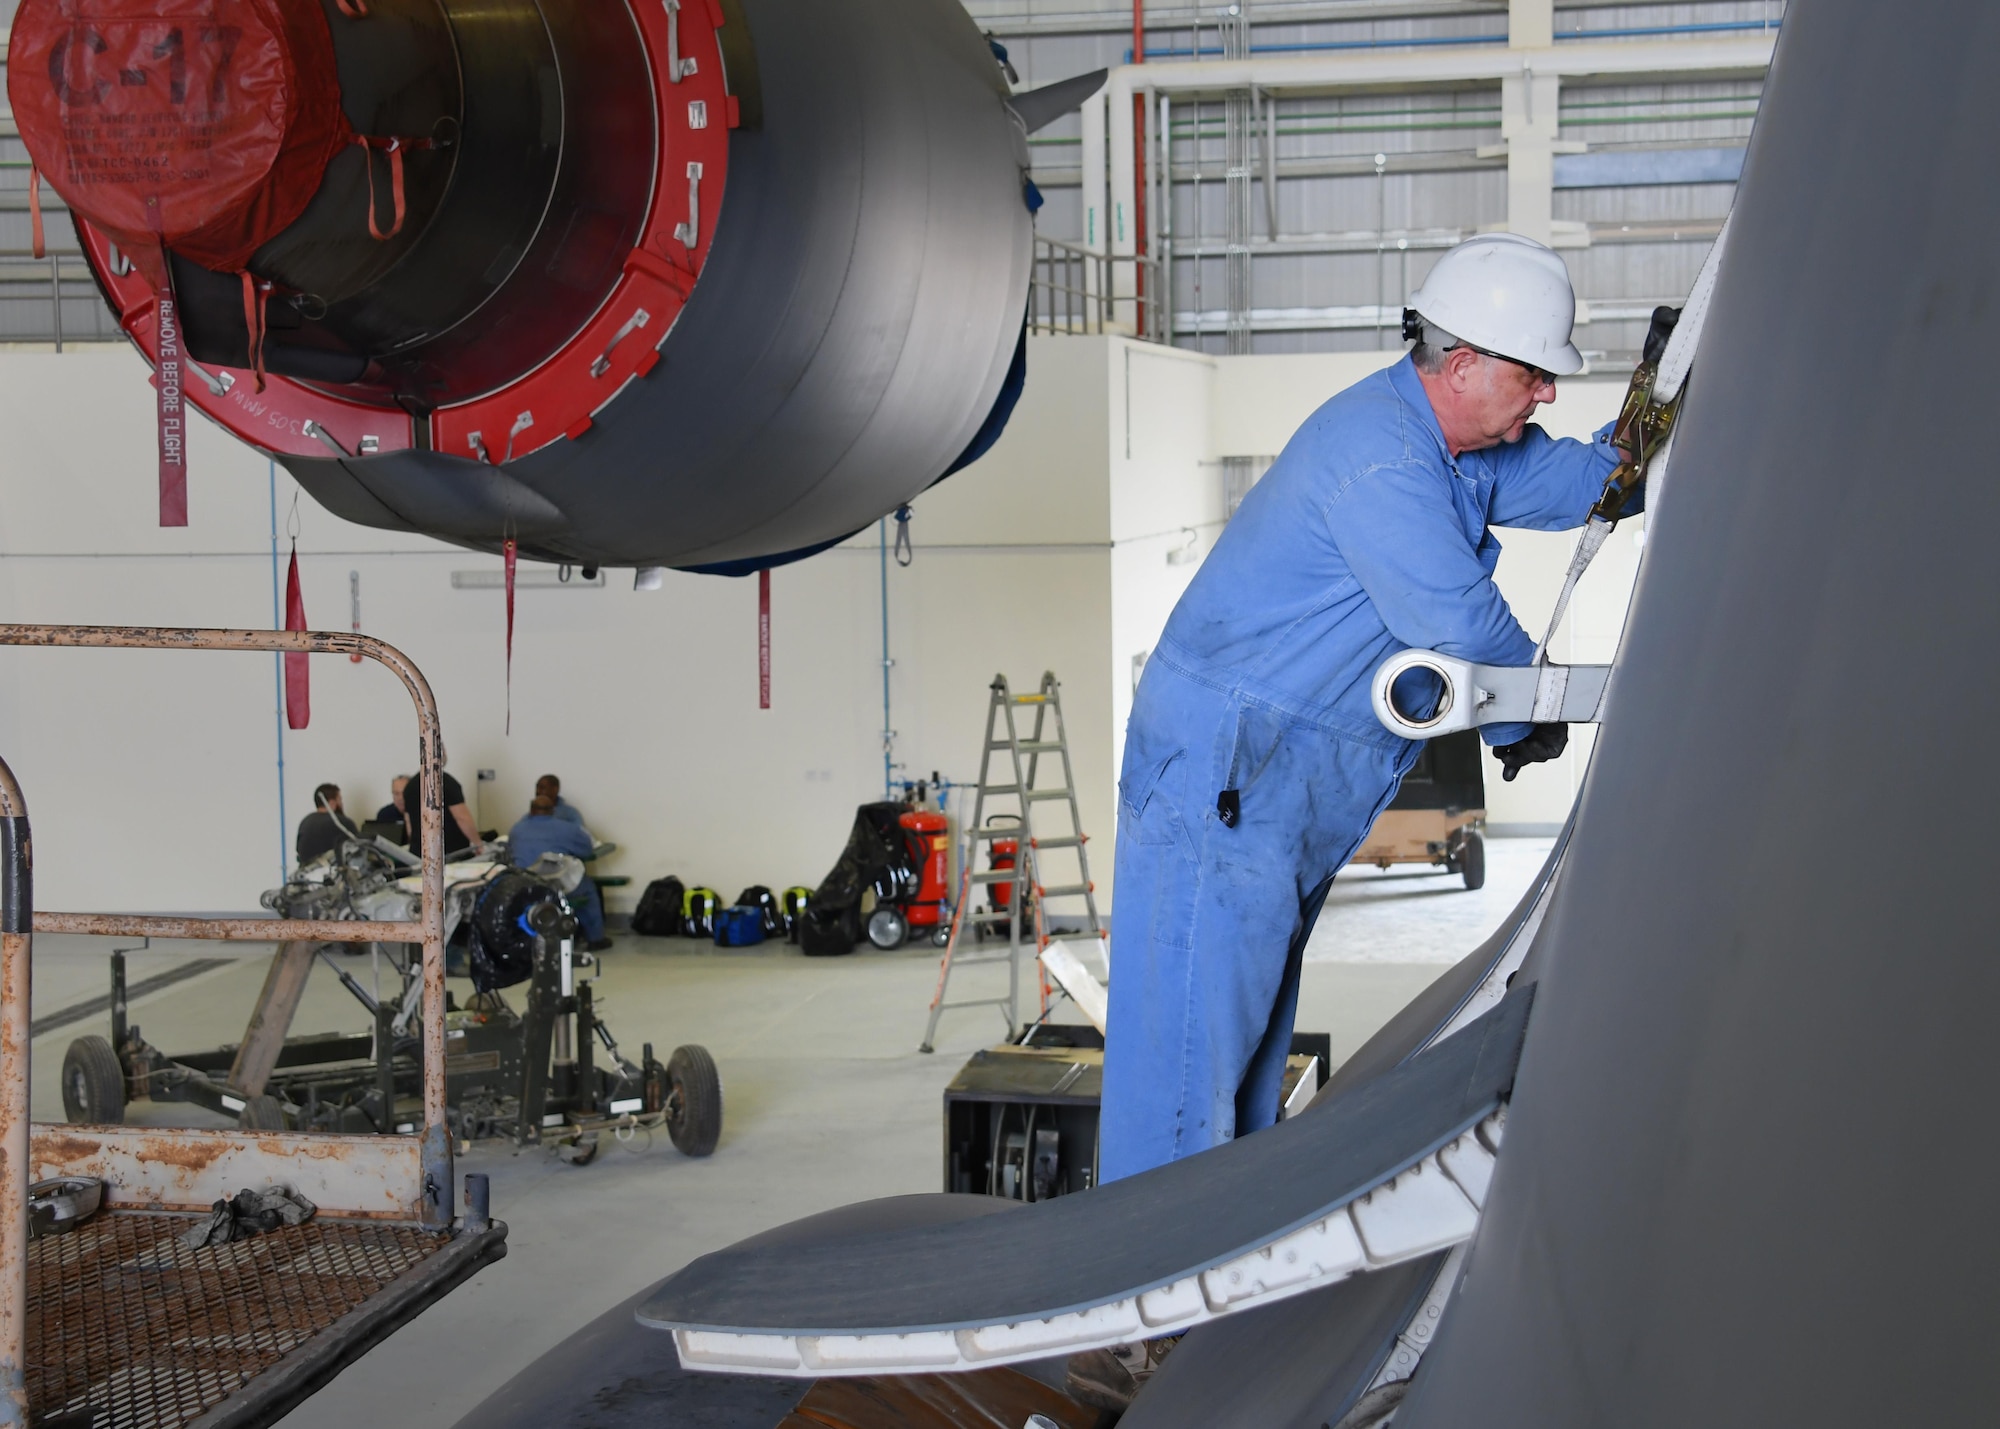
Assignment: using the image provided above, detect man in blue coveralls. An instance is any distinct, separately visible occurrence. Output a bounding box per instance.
[1100,233,1634,1181]
[508,794,615,953]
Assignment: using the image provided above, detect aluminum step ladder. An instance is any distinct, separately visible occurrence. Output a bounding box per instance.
[920,672,1104,1053]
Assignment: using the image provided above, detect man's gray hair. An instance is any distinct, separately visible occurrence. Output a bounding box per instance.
[1409,319,1461,374]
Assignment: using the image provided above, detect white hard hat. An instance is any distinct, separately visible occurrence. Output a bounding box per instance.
[1407,233,1584,376]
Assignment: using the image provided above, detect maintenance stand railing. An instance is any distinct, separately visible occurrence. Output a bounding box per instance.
[0,624,506,1429]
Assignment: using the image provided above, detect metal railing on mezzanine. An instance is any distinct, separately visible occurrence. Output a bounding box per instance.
[11,234,1166,350]
[4,229,1168,352]
[2,134,122,345]
[0,250,121,349]
[1028,235,1166,342]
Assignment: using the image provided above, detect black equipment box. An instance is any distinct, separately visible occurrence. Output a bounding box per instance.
[943,1026,1330,1200]
[1387,727,1485,813]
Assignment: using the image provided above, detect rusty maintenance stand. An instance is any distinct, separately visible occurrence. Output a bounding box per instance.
[0,624,507,1429]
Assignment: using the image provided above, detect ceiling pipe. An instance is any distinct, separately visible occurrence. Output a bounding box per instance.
[1100,34,1772,279]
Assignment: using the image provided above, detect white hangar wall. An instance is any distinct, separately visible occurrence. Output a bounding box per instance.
[0,337,1632,917]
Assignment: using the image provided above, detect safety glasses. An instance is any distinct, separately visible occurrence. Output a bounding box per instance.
[1463,344,1557,390]
[1456,340,1560,390]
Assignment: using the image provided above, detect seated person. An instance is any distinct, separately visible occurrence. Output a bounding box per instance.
[376,775,409,827]
[296,784,350,866]
[402,747,483,858]
[508,795,613,952]
[535,774,587,832]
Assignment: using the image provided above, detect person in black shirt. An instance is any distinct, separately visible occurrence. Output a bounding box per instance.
[295,784,350,866]
[375,775,409,827]
[402,749,484,858]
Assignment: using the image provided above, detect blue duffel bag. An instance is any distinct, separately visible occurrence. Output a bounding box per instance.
[712,904,768,947]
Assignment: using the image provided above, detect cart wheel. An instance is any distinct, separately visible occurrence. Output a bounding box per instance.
[1457,831,1486,891]
[665,1045,723,1157]
[866,906,908,950]
[239,1094,287,1130]
[930,925,951,948]
[60,1037,125,1125]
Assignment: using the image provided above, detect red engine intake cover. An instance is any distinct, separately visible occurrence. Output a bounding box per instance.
[7,0,349,276]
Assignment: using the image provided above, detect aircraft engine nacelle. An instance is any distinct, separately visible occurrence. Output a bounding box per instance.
[8,0,1040,571]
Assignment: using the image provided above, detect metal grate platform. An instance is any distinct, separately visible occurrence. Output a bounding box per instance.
[27,1213,450,1429]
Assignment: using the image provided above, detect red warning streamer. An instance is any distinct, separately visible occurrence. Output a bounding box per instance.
[350,570,363,663]
[27,168,44,259]
[284,543,309,728]
[758,568,771,709]
[504,538,518,734]
[156,279,188,527]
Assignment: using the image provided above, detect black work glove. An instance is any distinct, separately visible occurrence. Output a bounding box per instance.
[1643,305,1681,364]
[1494,723,1568,782]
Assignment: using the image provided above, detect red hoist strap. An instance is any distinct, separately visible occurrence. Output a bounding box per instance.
[239,272,272,393]
[503,538,518,735]
[27,168,45,260]
[356,137,412,241]
[285,543,311,730]
[758,568,772,710]
[335,0,369,14]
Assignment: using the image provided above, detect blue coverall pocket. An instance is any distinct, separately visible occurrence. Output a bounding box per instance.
[1113,747,1202,952]
[1220,698,1302,812]
[1214,699,1395,887]
[1120,747,1189,848]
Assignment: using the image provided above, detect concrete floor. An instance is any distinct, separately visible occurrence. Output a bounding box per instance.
[1309,834,1555,962]
[21,836,1549,1429]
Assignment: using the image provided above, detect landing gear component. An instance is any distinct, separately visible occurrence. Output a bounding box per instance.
[60,1035,125,1125]
[239,1094,287,1130]
[665,1045,724,1158]
[72,870,725,1169]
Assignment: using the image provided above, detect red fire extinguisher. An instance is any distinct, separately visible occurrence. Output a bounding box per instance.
[899,809,951,946]
[986,813,1022,931]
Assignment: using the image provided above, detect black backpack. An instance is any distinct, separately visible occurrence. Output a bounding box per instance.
[734,885,783,937]
[631,876,686,937]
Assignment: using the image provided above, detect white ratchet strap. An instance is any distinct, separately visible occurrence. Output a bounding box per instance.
[1532,214,1730,667]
